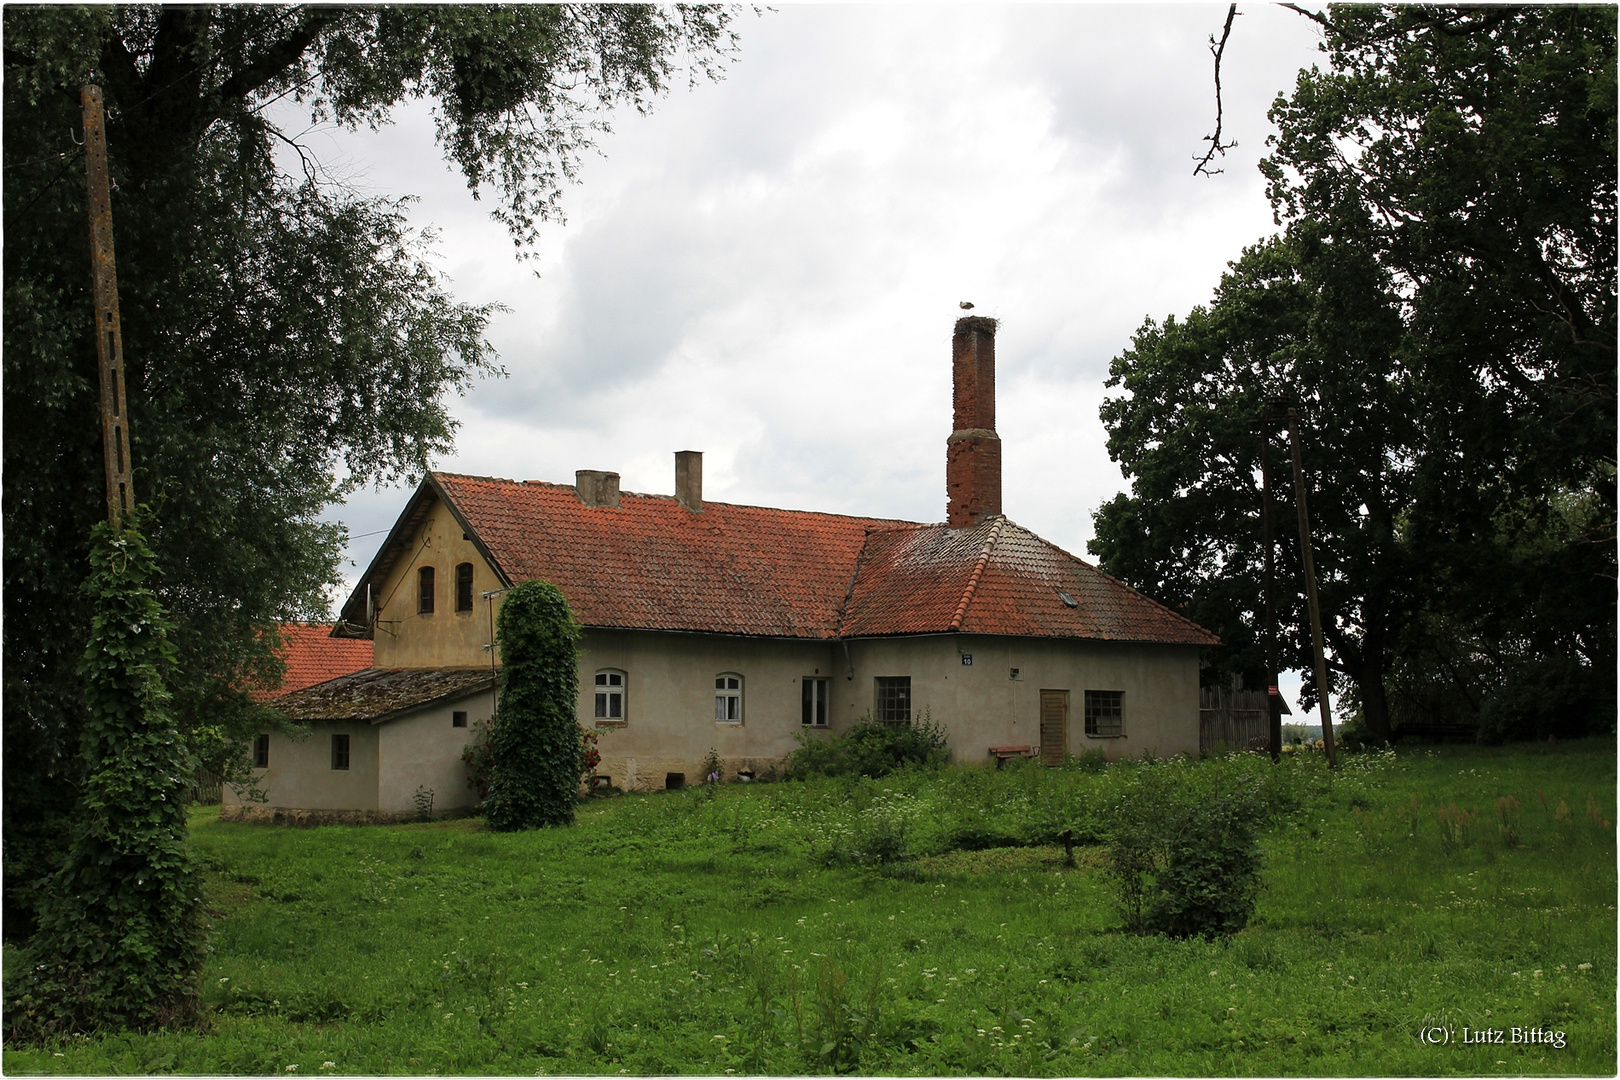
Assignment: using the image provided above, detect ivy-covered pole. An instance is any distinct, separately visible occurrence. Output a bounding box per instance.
[7,85,205,1041]
[484,580,583,830]
[8,522,205,1037]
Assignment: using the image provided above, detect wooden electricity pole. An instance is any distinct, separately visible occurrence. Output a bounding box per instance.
[82,84,134,528]
[1286,408,1338,768]
[1260,430,1281,761]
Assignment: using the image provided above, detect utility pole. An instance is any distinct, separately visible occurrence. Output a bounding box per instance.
[1260,429,1281,761]
[1287,408,1338,769]
[82,84,133,528]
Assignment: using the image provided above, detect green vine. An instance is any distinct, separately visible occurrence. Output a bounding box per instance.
[483,580,582,831]
[8,516,206,1038]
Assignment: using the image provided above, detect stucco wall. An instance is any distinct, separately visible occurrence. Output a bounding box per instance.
[582,629,841,790]
[224,721,380,810]
[838,634,1201,763]
[582,629,1200,789]
[370,495,504,670]
[376,691,493,814]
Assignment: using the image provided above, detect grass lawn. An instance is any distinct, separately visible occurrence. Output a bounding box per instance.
[4,738,1614,1075]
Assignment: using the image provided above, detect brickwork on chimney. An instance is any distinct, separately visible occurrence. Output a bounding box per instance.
[947,316,1001,527]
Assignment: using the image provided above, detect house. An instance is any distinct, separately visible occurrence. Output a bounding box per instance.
[224,317,1216,818]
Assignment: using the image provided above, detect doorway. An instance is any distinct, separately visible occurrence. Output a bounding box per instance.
[1039,690,1069,765]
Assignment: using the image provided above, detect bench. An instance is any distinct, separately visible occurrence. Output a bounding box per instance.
[988,744,1039,768]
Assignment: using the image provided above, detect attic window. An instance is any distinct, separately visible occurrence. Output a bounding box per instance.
[1058,591,1078,608]
[455,562,474,612]
[452,710,468,728]
[252,734,269,770]
[418,566,435,614]
[331,733,351,770]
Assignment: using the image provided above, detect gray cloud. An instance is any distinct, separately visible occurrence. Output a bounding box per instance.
[306,5,1324,601]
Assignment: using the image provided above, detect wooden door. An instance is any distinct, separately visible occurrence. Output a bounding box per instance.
[1039,690,1069,765]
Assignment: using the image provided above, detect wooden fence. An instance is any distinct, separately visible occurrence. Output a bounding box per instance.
[190,769,222,806]
[1198,688,1269,754]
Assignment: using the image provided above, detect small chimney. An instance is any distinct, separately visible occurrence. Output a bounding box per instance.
[575,469,620,508]
[946,316,1001,527]
[675,450,703,512]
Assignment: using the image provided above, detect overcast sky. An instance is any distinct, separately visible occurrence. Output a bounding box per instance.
[297,3,1330,716]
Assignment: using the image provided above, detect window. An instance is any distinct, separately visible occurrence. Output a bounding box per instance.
[715,674,743,723]
[418,566,435,614]
[252,733,270,769]
[802,677,830,727]
[452,710,468,729]
[594,670,625,720]
[331,733,351,770]
[874,676,911,723]
[1084,690,1124,737]
[455,562,474,612]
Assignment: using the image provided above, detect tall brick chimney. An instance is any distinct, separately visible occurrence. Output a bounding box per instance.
[946,316,1001,527]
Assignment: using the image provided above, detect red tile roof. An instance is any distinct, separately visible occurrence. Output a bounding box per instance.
[434,474,903,639]
[255,623,374,700]
[338,473,1217,647]
[843,519,1217,644]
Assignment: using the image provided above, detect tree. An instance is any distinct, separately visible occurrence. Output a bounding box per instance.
[1093,224,1414,742]
[484,580,583,832]
[3,5,741,935]
[1094,6,1615,741]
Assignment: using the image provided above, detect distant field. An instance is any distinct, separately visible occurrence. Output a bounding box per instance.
[4,739,1615,1076]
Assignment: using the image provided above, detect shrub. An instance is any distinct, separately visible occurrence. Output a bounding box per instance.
[784,710,950,780]
[1106,763,1264,938]
[465,718,599,805]
[483,580,583,831]
[8,519,206,1038]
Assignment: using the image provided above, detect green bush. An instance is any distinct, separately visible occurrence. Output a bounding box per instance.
[7,518,206,1038]
[1106,762,1264,938]
[483,580,582,831]
[784,710,950,780]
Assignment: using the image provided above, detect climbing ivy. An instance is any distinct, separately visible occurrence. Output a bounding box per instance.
[483,580,582,831]
[8,517,205,1038]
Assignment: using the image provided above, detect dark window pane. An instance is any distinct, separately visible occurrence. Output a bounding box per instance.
[1084,690,1124,737]
[455,563,474,612]
[331,733,351,770]
[253,734,269,769]
[875,677,911,723]
[418,567,435,614]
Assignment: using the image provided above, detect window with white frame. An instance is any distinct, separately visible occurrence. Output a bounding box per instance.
[802,678,830,726]
[594,670,626,721]
[715,674,743,723]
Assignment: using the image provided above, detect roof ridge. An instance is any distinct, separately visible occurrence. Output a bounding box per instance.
[948,516,1007,630]
[436,471,919,527]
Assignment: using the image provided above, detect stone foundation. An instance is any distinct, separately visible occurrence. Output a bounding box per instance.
[593,755,784,792]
